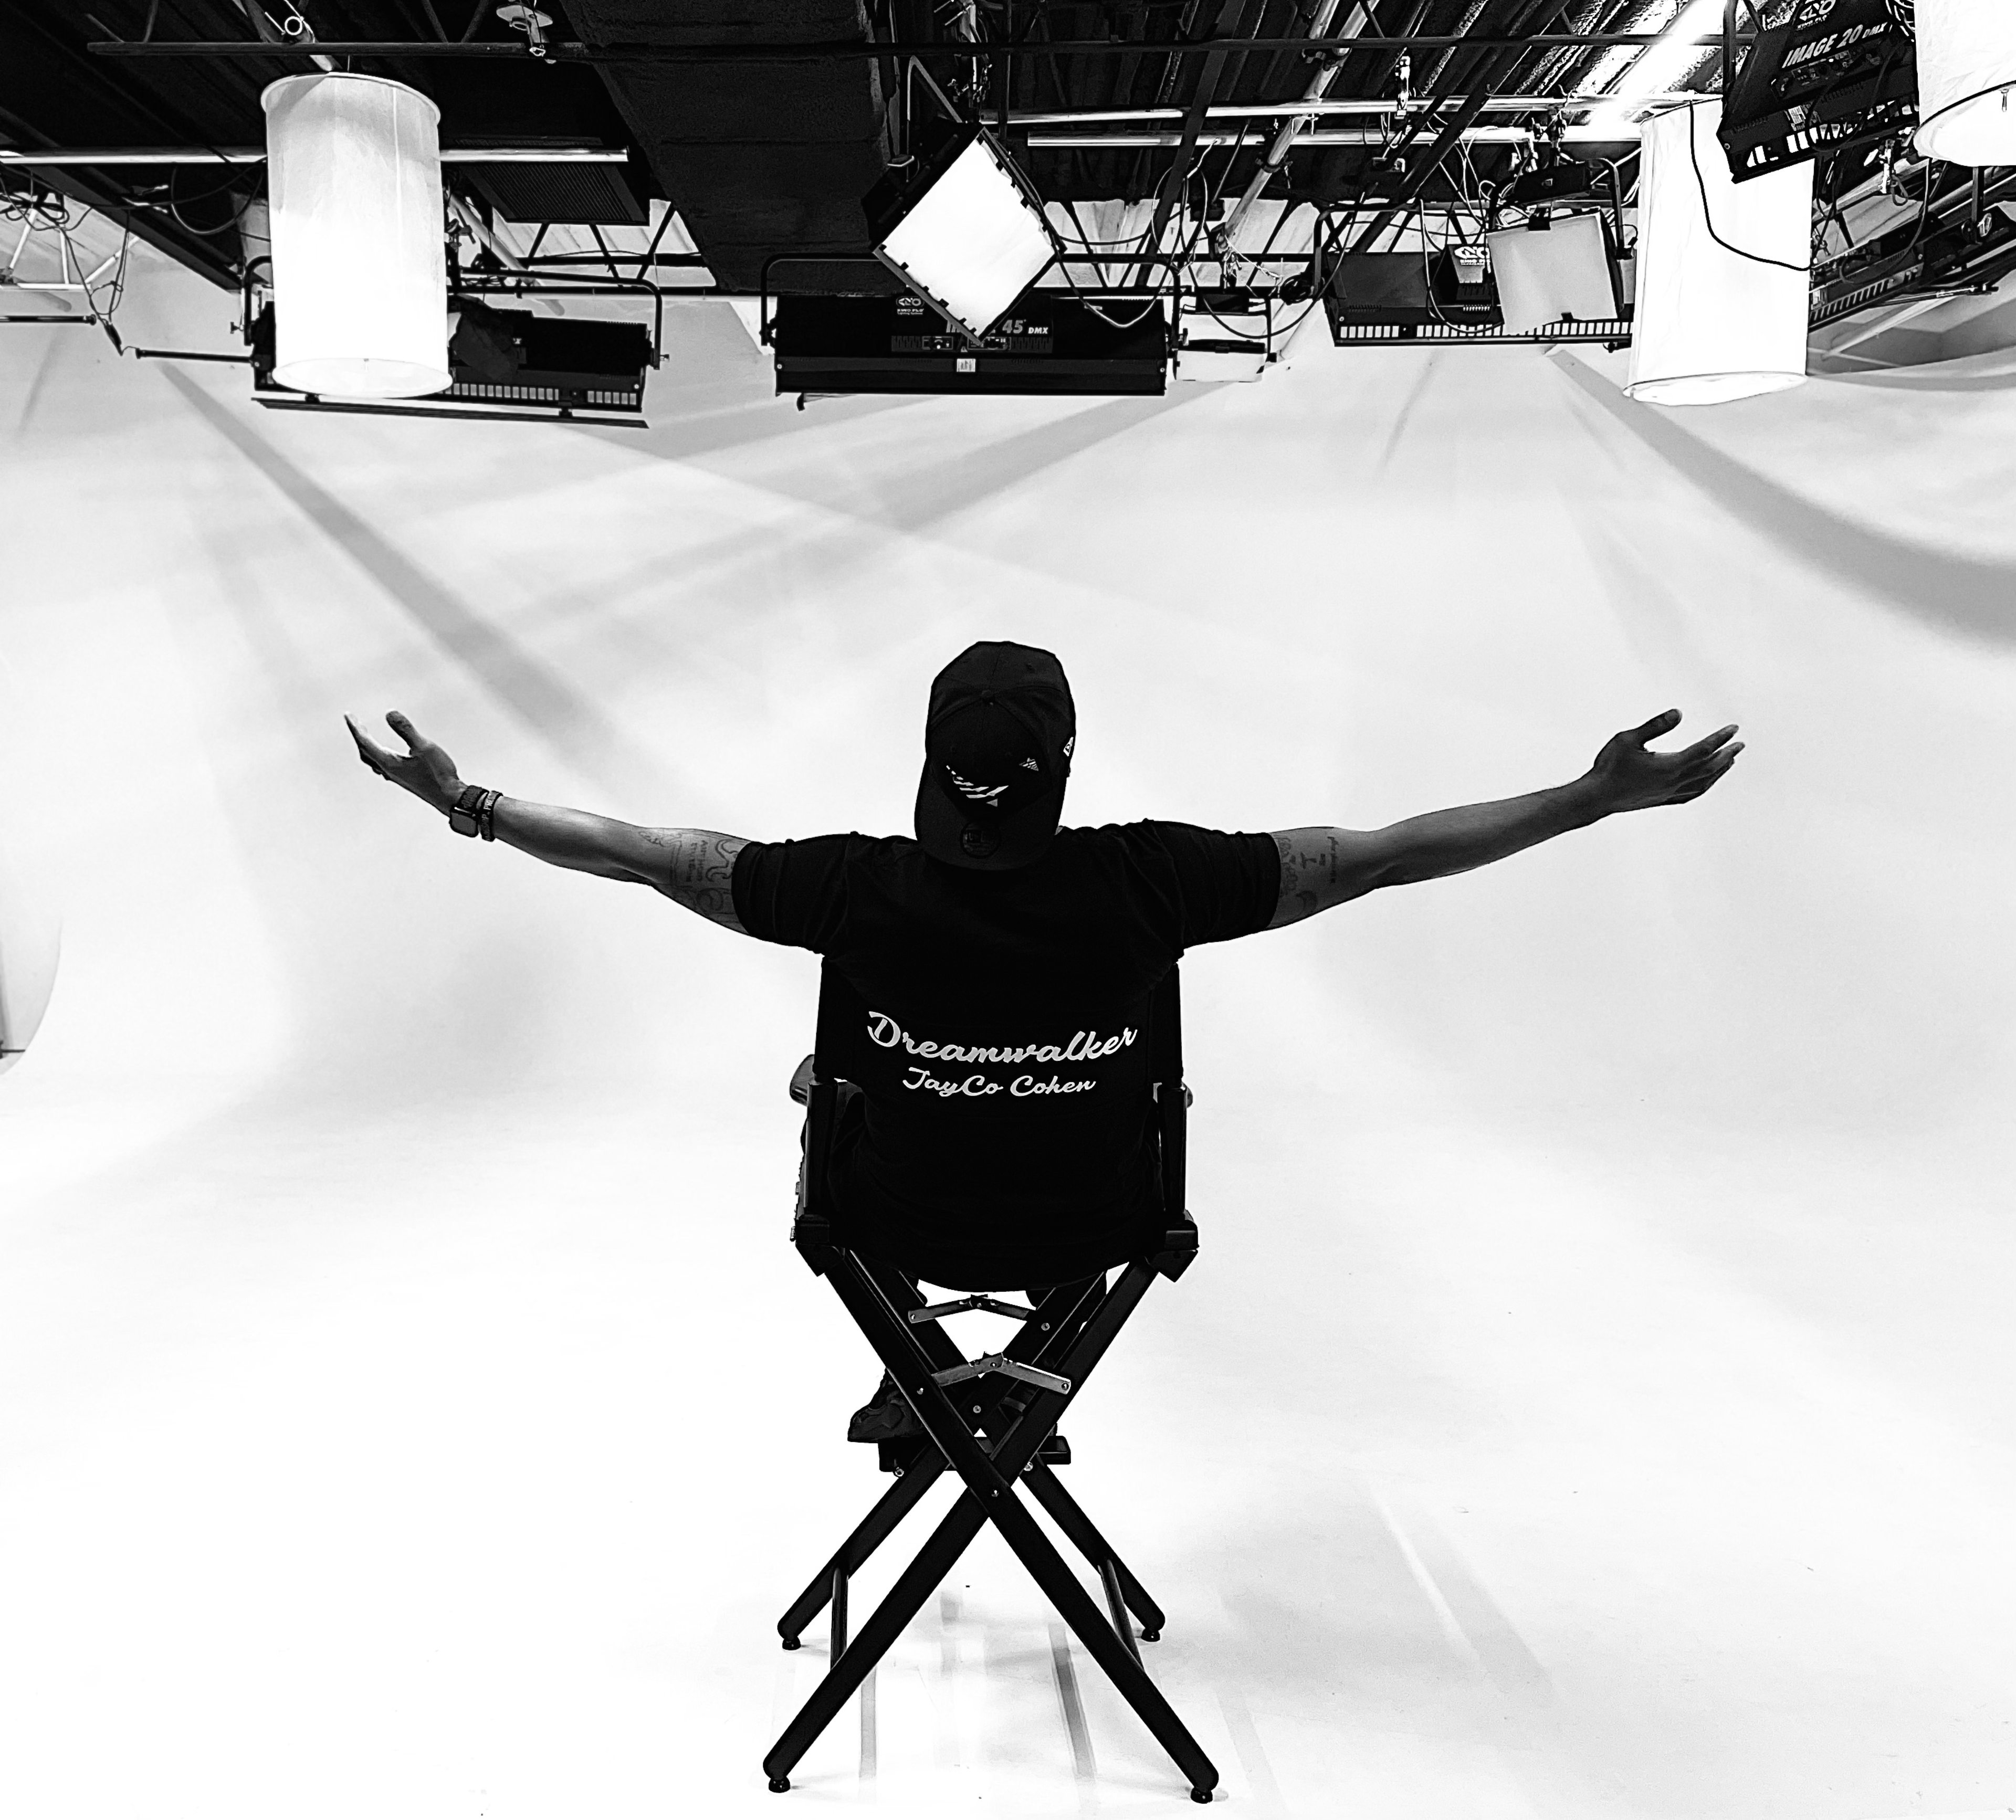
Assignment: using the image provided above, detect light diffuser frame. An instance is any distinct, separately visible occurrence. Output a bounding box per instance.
[874,132,1058,340]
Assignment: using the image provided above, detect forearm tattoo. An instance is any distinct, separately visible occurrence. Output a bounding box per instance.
[639,828,748,932]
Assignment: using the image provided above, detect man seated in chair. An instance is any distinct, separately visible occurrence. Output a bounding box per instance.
[348,641,1740,1429]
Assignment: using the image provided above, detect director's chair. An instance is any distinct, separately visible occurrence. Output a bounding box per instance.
[762,963,1219,1803]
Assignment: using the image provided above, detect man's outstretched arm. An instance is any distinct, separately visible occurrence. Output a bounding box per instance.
[344,710,748,932]
[1268,709,1742,930]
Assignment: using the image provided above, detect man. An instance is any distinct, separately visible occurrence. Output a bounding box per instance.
[347,640,1739,1299]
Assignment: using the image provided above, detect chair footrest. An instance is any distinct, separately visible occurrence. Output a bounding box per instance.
[878,1432,1070,1475]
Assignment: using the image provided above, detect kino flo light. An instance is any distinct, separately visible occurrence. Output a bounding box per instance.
[261,73,450,398]
[1914,0,2016,167]
[874,132,1057,339]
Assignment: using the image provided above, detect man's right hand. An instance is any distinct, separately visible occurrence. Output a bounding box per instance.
[344,710,466,814]
[1584,710,1742,815]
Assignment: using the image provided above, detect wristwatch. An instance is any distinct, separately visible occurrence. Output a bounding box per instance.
[449,784,500,839]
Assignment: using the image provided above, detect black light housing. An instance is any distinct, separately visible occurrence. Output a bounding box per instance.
[248,301,654,426]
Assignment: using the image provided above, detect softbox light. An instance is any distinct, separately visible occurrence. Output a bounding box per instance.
[874,133,1056,340]
[1913,0,2016,167]
[261,73,450,398]
[1626,99,1812,408]
[1485,213,1620,332]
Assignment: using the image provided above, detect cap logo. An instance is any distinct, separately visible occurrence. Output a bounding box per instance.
[945,764,1009,807]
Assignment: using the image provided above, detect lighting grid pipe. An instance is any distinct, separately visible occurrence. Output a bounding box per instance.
[1273,0,1578,357]
[1215,1,1371,251]
[1026,125,1647,145]
[1006,93,1706,122]
[0,149,631,165]
[236,0,337,72]
[86,35,1762,62]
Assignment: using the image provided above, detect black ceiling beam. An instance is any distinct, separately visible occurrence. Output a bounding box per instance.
[0,10,253,291]
[90,34,1756,61]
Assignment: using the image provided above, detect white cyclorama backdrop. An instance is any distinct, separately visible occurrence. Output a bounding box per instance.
[2,264,2014,1820]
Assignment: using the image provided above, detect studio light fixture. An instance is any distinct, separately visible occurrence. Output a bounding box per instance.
[1913,0,2016,167]
[770,293,1166,398]
[873,131,1057,340]
[1486,213,1623,333]
[261,73,450,398]
[1626,99,1813,407]
[1719,0,1916,181]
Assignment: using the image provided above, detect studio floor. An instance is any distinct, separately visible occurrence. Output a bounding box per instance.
[3,1075,2010,1820]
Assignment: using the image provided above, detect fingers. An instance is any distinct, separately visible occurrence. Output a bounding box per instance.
[385,709,425,751]
[1676,722,1740,761]
[344,713,393,778]
[1629,708,1682,745]
[1657,743,1742,804]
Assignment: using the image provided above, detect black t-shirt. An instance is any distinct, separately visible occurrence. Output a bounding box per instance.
[733,822,1280,1284]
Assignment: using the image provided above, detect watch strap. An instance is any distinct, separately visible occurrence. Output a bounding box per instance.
[448,783,487,836]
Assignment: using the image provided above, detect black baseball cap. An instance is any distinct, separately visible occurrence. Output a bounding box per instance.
[914,641,1076,871]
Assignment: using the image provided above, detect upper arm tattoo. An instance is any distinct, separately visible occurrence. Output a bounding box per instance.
[635,828,750,933]
[1268,827,1386,929]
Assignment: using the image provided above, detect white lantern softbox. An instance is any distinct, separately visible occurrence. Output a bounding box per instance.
[261,73,450,398]
[875,134,1056,340]
[1625,99,1812,408]
[1913,0,2016,167]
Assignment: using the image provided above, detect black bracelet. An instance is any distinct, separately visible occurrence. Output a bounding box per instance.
[478,788,501,841]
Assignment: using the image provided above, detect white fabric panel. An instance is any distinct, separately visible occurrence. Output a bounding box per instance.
[1914,0,2016,165]
[1628,100,1812,406]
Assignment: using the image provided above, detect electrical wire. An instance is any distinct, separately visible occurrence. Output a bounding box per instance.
[1684,103,1811,272]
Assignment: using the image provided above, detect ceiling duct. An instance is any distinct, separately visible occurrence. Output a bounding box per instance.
[462,146,649,225]
[563,0,894,292]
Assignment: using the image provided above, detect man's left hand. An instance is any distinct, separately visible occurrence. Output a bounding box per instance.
[1586,710,1743,815]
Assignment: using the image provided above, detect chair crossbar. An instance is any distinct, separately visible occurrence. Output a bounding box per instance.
[930,1351,1072,1395]
[907,1293,1034,1323]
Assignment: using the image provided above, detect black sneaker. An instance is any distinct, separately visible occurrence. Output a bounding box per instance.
[846,1372,923,1443]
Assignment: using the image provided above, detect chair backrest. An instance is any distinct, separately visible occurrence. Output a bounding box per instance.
[796,962,1196,1280]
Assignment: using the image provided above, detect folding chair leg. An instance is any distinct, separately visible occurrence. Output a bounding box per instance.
[765,1486,990,1789]
[776,1456,946,1648]
[763,1478,1219,1803]
[1022,1460,1167,1638]
[979,1478,1219,1802]
[766,1256,1219,1801]
[1099,1560,1142,1665]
